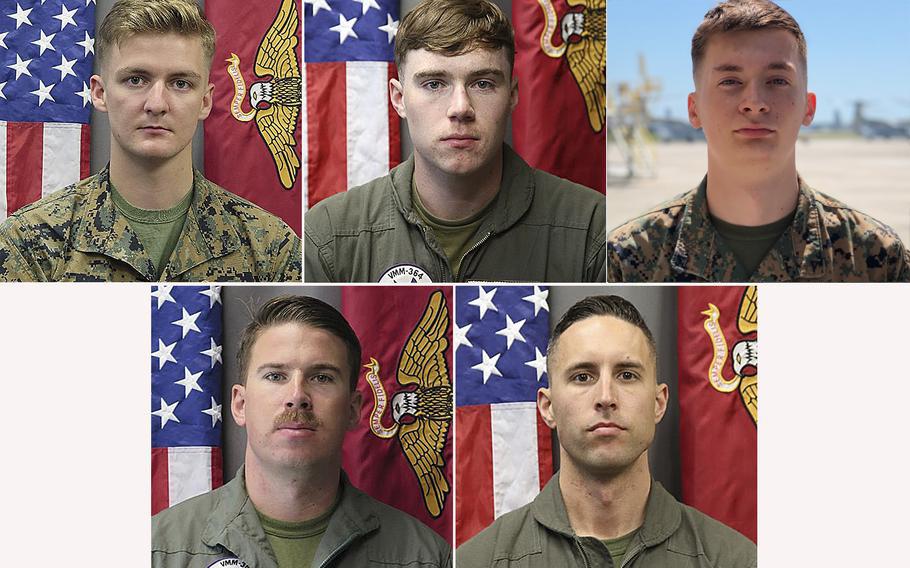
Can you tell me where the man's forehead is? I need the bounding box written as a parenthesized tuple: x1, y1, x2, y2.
(402, 46, 511, 76)
(551, 315, 654, 365)
(700, 28, 802, 70)
(106, 32, 208, 72)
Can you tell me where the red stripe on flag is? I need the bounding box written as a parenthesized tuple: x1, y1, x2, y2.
(456, 405, 494, 546)
(79, 124, 90, 178)
(536, 413, 554, 490)
(6, 123, 43, 215)
(306, 62, 347, 206)
(211, 447, 224, 489)
(151, 448, 169, 516)
(388, 62, 401, 170)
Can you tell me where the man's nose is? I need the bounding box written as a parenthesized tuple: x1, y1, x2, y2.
(447, 84, 475, 121)
(739, 83, 769, 114)
(144, 81, 169, 114)
(595, 376, 617, 410)
(285, 378, 312, 410)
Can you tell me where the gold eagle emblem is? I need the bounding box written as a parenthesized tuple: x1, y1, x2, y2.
(538, 0, 606, 132)
(364, 290, 452, 517)
(700, 286, 758, 424)
(226, 0, 302, 189)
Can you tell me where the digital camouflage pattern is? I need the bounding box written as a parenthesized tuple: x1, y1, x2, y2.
(608, 177, 910, 282)
(0, 167, 301, 282)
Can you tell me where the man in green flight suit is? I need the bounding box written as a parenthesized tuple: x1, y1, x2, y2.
(457, 295, 756, 567)
(152, 295, 450, 568)
(609, 0, 910, 282)
(0, 0, 301, 282)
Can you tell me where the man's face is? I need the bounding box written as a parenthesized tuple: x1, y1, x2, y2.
(688, 29, 816, 168)
(390, 47, 518, 178)
(538, 315, 667, 476)
(231, 323, 362, 473)
(91, 33, 213, 165)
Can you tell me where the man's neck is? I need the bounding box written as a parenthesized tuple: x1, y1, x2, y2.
(704, 156, 800, 226)
(244, 454, 341, 523)
(109, 146, 194, 210)
(412, 150, 503, 221)
(559, 453, 651, 540)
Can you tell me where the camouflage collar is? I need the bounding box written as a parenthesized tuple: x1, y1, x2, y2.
(389, 144, 534, 235)
(71, 166, 242, 280)
(671, 176, 827, 281)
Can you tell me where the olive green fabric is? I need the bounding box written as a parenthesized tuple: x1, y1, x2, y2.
(411, 183, 493, 278)
(609, 176, 910, 282)
(110, 184, 193, 279)
(601, 528, 638, 567)
(305, 145, 606, 282)
(0, 166, 302, 282)
(257, 499, 336, 568)
(152, 466, 451, 568)
(709, 208, 795, 280)
(457, 474, 755, 568)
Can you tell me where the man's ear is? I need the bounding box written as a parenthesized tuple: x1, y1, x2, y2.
(654, 382, 669, 424)
(509, 75, 519, 113)
(90, 74, 108, 113)
(389, 77, 406, 119)
(687, 92, 701, 129)
(347, 389, 362, 430)
(802, 91, 817, 127)
(231, 384, 247, 427)
(198, 82, 214, 121)
(537, 387, 557, 430)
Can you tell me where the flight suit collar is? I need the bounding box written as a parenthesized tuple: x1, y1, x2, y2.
(671, 176, 827, 281)
(71, 166, 243, 281)
(313, 472, 381, 567)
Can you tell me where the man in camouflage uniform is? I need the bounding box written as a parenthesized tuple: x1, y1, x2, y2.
(457, 296, 756, 567)
(608, 0, 910, 282)
(0, 0, 301, 282)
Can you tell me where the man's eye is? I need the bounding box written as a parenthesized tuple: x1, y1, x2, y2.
(174, 79, 191, 90)
(311, 374, 334, 384)
(264, 372, 284, 382)
(769, 78, 790, 86)
(618, 371, 638, 382)
(475, 80, 494, 90)
(573, 372, 593, 383)
(719, 78, 740, 86)
(127, 76, 145, 86)
(424, 80, 444, 90)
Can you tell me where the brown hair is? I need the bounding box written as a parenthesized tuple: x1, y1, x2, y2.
(237, 296, 362, 391)
(691, 0, 807, 78)
(395, 0, 514, 71)
(97, 0, 216, 68)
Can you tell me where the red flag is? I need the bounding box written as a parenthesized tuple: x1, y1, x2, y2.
(341, 286, 453, 545)
(205, 0, 302, 235)
(677, 286, 758, 542)
(511, 1, 606, 194)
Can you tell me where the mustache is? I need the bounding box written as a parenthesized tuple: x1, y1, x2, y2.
(273, 409, 321, 429)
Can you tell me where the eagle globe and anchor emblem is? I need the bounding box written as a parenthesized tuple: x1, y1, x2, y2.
(225, 0, 302, 190)
(363, 290, 452, 518)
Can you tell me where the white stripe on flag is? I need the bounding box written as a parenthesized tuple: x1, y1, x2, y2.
(41, 123, 83, 198)
(346, 61, 391, 188)
(491, 401, 541, 519)
(301, 61, 308, 212)
(0, 121, 7, 220)
(167, 446, 213, 507)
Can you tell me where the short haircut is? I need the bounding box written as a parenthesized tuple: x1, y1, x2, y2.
(691, 0, 807, 78)
(394, 0, 515, 72)
(237, 296, 362, 391)
(97, 0, 216, 68)
(547, 295, 657, 369)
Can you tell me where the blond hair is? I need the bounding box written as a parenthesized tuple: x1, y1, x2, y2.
(395, 0, 514, 71)
(97, 0, 216, 67)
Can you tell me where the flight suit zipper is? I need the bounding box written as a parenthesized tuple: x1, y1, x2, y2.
(456, 230, 493, 282)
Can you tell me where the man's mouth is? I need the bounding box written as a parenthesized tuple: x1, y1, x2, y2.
(441, 134, 479, 148)
(140, 126, 171, 132)
(734, 127, 775, 138)
(588, 421, 624, 432)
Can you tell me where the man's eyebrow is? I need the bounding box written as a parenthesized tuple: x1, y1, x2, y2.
(412, 70, 451, 81)
(712, 62, 795, 73)
(712, 63, 743, 73)
(253, 362, 344, 375)
(766, 61, 795, 72)
(115, 67, 202, 80)
(466, 68, 505, 80)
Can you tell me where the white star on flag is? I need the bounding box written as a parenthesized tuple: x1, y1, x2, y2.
(469, 286, 498, 318)
(52, 54, 77, 81)
(202, 397, 222, 428)
(496, 315, 527, 349)
(30, 80, 55, 106)
(329, 14, 359, 45)
(152, 397, 181, 429)
(8, 3, 32, 29)
(76, 31, 94, 56)
(472, 349, 502, 384)
(353, 0, 380, 15)
(304, 0, 331, 16)
(8, 54, 33, 79)
(378, 13, 398, 43)
(522, 286, 550, 316)
(0, 31, 8, 48)
(175, 367, 204, 398)
(0, 82, 6, 100)
(151, 285, 176, 309)
(199, 286, 222, 309)
(525, 347, 547, 382)
(201, 337, 223, 369)
(171, 308, 202, 338)
(75, 82, 91, 107)
(152, 339, 178, 370)
(31, 30, 56, 55)
(453, 321, 472, 353)
(53, 4, 78, 30)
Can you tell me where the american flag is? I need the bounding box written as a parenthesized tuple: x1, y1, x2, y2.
(303, 0, 401, 208)
(151, 284, 224, 516)
(455, 285, 554, 545)
(0, 0, 93, 221)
